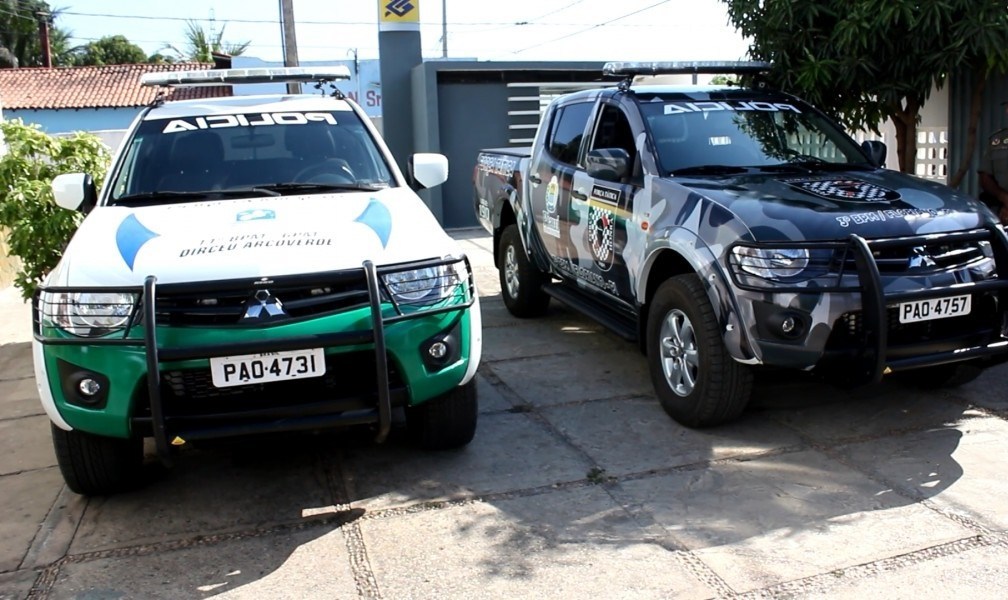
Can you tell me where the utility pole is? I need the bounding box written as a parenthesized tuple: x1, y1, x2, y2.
(279, 0, 300, 94)
(441, 0, 447, 58)
(36, 11, 52, 67)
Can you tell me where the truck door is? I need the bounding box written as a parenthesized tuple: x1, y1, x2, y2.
(527, 100, 594, 271)
(566, 102, 640, 303)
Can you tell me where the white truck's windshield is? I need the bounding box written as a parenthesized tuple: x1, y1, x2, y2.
(108, 110, 395, 203)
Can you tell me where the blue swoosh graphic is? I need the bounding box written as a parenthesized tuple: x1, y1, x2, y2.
(354, 199, 392, 247)
(115, 214, 159, 270)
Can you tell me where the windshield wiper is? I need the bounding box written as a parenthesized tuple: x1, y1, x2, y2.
(670, 165, 749, 176)
(114, 191, 214, 206)
(254, 182, 385, 194)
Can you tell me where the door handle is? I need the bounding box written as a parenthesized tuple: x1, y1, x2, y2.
(529, 174, 542, 184)
(571, 188, 588, 200)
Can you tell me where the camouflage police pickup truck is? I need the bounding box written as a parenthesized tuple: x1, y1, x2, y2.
(473, 61, 1008, 428)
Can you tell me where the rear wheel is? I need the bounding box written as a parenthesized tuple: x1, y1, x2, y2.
(499, 224, 550, 317)
(51, 424, 143, 495)
(647, 274, 753, 427)
(407, 379, 478, 450)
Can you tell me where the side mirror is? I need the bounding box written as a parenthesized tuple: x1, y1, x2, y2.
(586, 148, 630, 182)
(51, 173, 98, 214)
(408, 153, 449, 189)
(861, 140, 887, 168)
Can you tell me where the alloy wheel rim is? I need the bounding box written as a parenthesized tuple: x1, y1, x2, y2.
(504, 244, 520, 299)
(659, 308, 699, 396)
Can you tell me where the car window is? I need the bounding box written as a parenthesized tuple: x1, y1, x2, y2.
(547, 102, 593, 166)
(640, 97, 866, 174)
(108, 110, 395, 202)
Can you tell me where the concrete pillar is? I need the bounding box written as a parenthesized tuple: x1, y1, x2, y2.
(377, 0, 422, 175)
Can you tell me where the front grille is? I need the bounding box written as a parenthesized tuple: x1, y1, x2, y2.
(136, 351, 404, 420)
(154, 271, 370, 327)
(840, 238, 987, 276)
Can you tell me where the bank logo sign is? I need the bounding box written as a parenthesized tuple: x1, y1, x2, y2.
(380, 0, 420, 31)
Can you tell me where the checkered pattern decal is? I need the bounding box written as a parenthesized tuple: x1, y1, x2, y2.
(785, 178, 901, 202)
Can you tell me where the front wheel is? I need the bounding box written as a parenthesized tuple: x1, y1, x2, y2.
(51, 424, 143, 495)
(407, 379, 478, 450)
(498, 224, 550, 317)
(646, 274, 753, 427)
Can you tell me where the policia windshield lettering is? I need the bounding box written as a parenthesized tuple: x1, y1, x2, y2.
(162, 112, 338, 133)
(663, 101, 802, 115)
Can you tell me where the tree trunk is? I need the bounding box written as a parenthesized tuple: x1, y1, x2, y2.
(949, 65, 988, 189)
(891, 101, 920, 174)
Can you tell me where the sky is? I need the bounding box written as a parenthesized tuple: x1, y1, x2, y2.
(51, 0, 751, 64)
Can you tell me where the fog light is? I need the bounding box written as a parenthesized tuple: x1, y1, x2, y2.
(78, 378, 101, 397)
(781, 316, 796, 334)
(428, 341, 448, 360)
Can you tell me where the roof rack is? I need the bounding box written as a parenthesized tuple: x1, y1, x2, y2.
(603, 61, 772, 91)
(140, 66, 352, 88)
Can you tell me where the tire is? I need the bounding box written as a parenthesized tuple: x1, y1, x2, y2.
(646, 274, 753, 428)
(51, 424, 143, 495)
(407, 379, 478, 450)
(498, 224, 550, 317)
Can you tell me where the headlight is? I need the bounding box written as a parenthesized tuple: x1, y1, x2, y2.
(732, 246, 810, 280)
(44, 291, 136, 337)
(383, 263, 463, 305)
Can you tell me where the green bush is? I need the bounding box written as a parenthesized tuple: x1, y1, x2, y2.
(0, 119, 111, 299)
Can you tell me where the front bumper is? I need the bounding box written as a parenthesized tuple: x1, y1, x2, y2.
(33, 257, 479, 464)
(727, 226, 1008, 381)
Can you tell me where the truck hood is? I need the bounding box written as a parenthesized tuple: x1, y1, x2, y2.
(50, 189, 458, 287)
(671, 168, 995, 242)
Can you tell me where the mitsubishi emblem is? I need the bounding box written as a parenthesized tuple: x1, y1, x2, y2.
(242, 289, 287, 320)
(907, 247, 936, 270)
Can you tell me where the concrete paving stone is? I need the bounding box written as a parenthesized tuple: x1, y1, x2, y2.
(489, 349, 651, 407)
(795, 540, 1008, 600)
(544, 397, 804, 477)
(344, 411, 593, 512)
(0, 415, 56, 476)
(947, 362, 1008, 413)
(51, 526, 358, 600)
(482, 312, 621, 363)
(361, 486, 717, 600)
(0, 342, 33, 381)
(69, 441, 334, 554)
(838, 416, 1008, 531)
(0, 376, 43, 420)
(474, 371, 512, 413)
(618, 449, 971, 593)
(0, 287, 32, 347)
(0, 569, 39, 600)
(757, 375, 972, 442)
(0, 467, 64, 572)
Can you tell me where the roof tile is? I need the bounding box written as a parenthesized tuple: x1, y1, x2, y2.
(0, 63, 232, 110)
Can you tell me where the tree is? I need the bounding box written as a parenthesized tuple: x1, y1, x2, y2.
(722, 0, 1008, 177)
(0, 120, 111, 299)
(73, 35, 147, 66)
(166, 20, 250, 62)
(0, 0, 52, 67)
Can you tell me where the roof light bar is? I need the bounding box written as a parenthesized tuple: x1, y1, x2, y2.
(140, 66, 352, 87)
(603, 61, 772, 77)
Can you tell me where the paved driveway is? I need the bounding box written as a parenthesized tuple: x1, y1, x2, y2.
(2, 229, 1007, 599)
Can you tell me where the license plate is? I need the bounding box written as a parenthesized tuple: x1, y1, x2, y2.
(898, 295, 971, 324)
(209, 348, 326, 388)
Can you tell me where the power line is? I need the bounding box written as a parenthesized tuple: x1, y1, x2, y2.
(509, 0, 673, 55)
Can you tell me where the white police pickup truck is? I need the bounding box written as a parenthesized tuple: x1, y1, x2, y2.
(475, 61, 1008, 428)
(35, 67, 482, 495)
